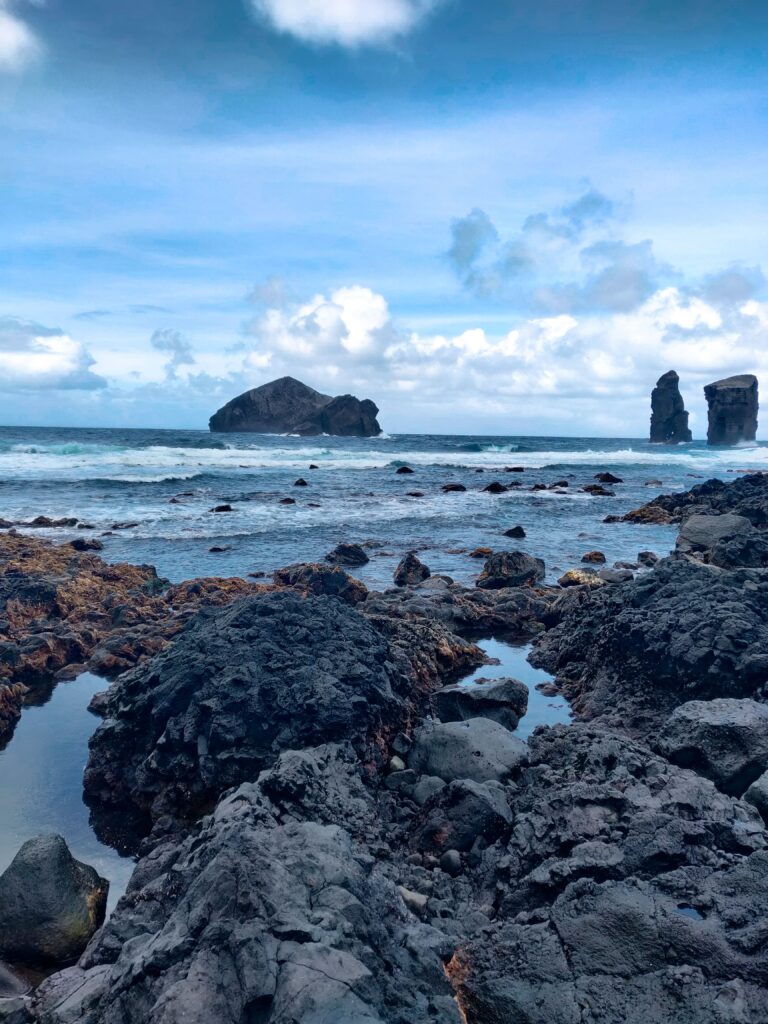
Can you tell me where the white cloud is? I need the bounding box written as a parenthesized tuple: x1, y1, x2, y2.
(248, 0, 440, 47)
(0, 1, 40, 73)
(0, 317, 106, 391)
(237, 283, 768, 429)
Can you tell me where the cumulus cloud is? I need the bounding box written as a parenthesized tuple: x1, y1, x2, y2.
(244, 284, 397, 376)
(0, 317, 106, 391)
(150, 328, 196, 380)
(236, 280, 768, 431)
(248, 0, 440, 47)
(0, 1, 41, 73)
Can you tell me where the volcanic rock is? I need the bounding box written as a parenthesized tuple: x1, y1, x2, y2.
(655, 698, 768, 795)
(393, 552, 430, 587)
(504, 526, 526, 539)
(441, 483, 467, 493)
(533, 556, 768, 738)
(395, 466, 414, 474)
(273, 562, 368, 604)
(581, 550, 606, 564)
(408, 718, 528, 784)
(209, 376, 382, 437)
(705, 373, 758, 445)
(83, 592, 414, 827)
(0, 835, 107, 965)
(476, 551, 545, 589)
(326, 542, 370, 566)
(434, 677, 528, 731)
(649, 370, 692, 444)
(417, 778, 512, 852)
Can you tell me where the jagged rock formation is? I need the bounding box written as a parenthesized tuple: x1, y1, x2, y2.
(209, 376, 382, 436)
(649, 370, 692, 443)
(705, 373, 758, 445)
(618, 472, 768, 527)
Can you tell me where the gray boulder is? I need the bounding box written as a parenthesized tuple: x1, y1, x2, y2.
(434, 677, 528, 731)
(0, 835, 107, 965)
(655, 698, 768, 795)
(408, 718, 528, 784)
(476, 551, 545, 590)
(744, 769, 768, 824)
(418, 779, 512, 852)
(705, 373, 758, 445)
(649, 370, 692, 444)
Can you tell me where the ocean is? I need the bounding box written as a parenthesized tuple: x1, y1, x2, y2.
(0, 425, 766, 586)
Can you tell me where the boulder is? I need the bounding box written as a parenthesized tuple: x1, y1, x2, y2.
(482, 482, 506, 494)
(441, 483, 467, 493)
(326, 542, 370, 567)
(594, 472, 624, 484)
(393, 553, 430, 587)
(476, 551, 545, 590)
(676, 512, 768, 569)
(744, 770, 768, 824)
(0, 836, 107, 965)
(84, 591, 413, 827)
(581, 551, 606, 564)
(649, 370, 692, 444)
(705, 374, 758, 445)
(408, 718, 528, 784)
(504, 526, 526, 539)
(655, 698, 768, 795)
(434, 677, 528, 731)
(272, 562, 368, 604)
(418, 779, 513, 852)
(558, 569, 606, 589)
(597, 568, 634, 584)
(209, 376, 382, 437)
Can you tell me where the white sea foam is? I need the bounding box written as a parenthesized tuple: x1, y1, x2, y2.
(0, 438, 766, 482)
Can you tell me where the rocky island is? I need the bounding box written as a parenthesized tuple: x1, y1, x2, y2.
(209, 376, 382, 436)
(649, 369, 692, 443)
(705, 373, 759, 445)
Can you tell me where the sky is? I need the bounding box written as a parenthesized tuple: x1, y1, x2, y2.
(0, 0, 767, 436)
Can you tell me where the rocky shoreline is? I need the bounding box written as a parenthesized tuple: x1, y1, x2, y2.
(1, 475, 768, 1022)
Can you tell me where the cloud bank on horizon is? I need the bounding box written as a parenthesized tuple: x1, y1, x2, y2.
(0, 0, 766, 434)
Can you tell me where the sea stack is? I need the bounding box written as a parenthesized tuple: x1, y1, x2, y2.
(649, 370, 692, 444)
(210, 376, 381, 436)
(704, 374, 758, 446)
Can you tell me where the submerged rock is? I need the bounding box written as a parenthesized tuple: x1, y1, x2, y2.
(649, 369, 692, 444)
(0, 835, 107, 965)
(209, 376, 382, 436)
(705, 373, 758, 445)
(326, 542, 370, 566)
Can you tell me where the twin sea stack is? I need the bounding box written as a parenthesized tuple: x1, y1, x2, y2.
(209, 376, 382, 437)
(649, 369, 760, 447)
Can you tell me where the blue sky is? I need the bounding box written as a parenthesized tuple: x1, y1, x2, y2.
(0, 0, 767, 435)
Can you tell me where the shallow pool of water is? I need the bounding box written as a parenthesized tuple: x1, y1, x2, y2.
(459, 637, 571, 739)
(0, 673, 134, 914)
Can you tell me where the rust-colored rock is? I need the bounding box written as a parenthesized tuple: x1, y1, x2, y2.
(0, 532, 269, 741)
